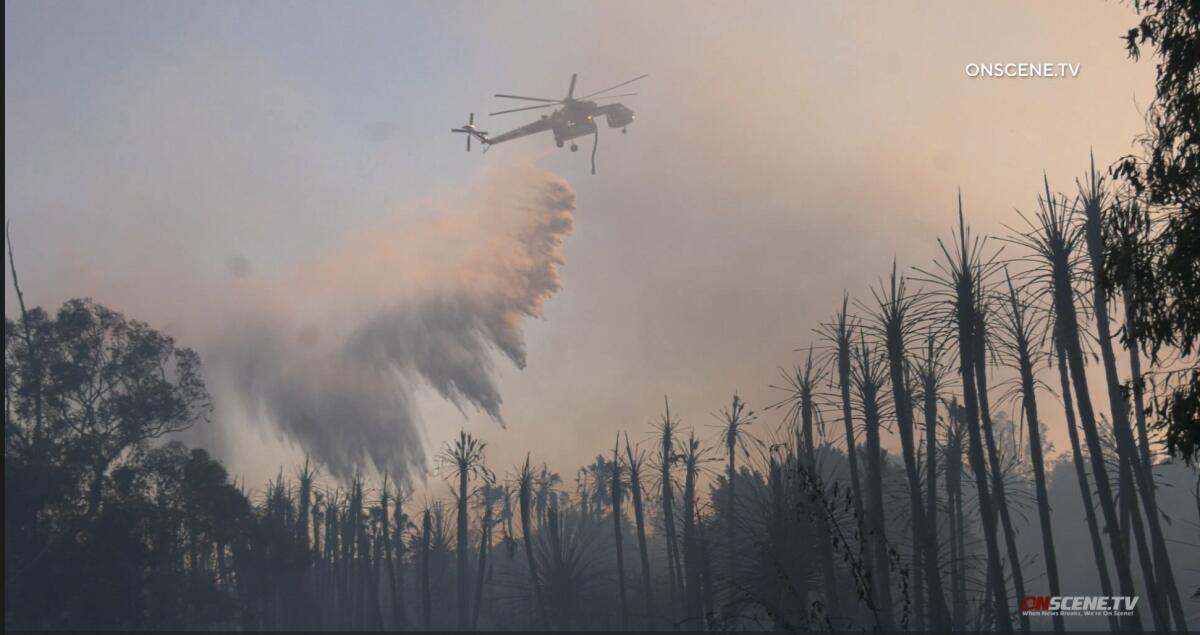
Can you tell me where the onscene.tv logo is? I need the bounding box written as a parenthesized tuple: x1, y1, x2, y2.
(1021, 596, 1138, 617)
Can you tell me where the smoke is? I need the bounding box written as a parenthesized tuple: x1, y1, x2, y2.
(210, 162, 575, 481)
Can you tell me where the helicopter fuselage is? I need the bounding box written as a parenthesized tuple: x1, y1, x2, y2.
(549, 101, 635, 147)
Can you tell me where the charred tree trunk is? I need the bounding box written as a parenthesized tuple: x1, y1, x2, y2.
(457, 468, 470, 630)
(472, 494, 492, 630)
(1056, 341, 1120, 632)
(856, 345, 897, 630)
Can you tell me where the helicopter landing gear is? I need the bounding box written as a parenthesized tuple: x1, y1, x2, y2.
(622, 127, 627, 134)
(570, 143, 579, 152)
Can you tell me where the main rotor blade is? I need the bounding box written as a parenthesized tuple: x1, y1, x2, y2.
(593, 92, 638, 100)
(567, 73, 577, 99)
(489, 102, 559, 116)
(494, 94, 560, 103)
(578, 73, 648, 100)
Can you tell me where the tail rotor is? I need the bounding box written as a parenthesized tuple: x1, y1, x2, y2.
(450, 112, 488, 151)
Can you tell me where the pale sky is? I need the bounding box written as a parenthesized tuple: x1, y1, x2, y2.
(5, 1, 1157, 490)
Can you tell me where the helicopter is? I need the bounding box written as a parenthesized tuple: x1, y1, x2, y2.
(451, 72, 647, 174)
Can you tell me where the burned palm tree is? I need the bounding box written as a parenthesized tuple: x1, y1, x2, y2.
(913, 328, 952, 622)
(653, 397, 685, 622)
(866, 263, 953, 631)
(818, 294, 867, 523)
(515, 454, 546, 626)
(916, 195, 1012, 632)
(768, 347, 841, 623)
(715, 392, 756, 616)
(623, 433, 656, 626)
(678, 430, 716, 629)
(610, 435, 630, 629)
(378, 475, 402, 629)
(996, 268, 1064, 633)
(472, 478, 499, 629)
(437, 429, 490, 630)
(1079, 159, 1188, 631)
(972, 302, 1030, 633)
(420, 507, 432, 630)
(849, 333, 897, 630)
(942, 397, 969, 631)
(1053, 336, 1119, 632)
(1005, 178, 1143, 631)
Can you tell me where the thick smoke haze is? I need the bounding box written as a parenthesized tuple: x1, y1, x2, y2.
(5, 1, 1158, 483)
(211, 163, 574, 480)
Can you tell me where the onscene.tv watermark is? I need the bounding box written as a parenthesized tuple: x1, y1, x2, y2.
(965, 62, 1081, 78)
(1021, 596, 1139, 618)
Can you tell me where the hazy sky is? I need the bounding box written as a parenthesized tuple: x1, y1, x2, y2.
(5, 1, 1157, 490)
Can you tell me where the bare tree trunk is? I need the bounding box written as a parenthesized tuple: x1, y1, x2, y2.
(1055, 278, 1142, 632)
(472, 495, 492, 630)
(1056, 342, 1120, 632)
(921, 338, 943, 632)
(681, 435, 704, 630)
(943, 409, 967, 632)
(697, 507, 716, 627)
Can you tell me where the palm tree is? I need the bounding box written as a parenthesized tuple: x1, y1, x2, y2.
(717, 392, 755, 614)
(1006, 179, 1140, 631)
(913, 329, 950, 620)
(917, 197, 1012, 632)
(972, 304, 1030, 633)
(654, 397, 684, 621)
(624, 433, 655, 626)
(1078, 159, 1188, 631)
(679, 431, 709, 629)
(850, 334, 896, 630)
(437, 430, 489, 630)
(1054, 337, 1119, 633)
(769, 347, 841, 622)
(943, 398, 969, 631)
(818, 294, 866, 522)
(998, 269, 1064, 633)
(610, 435, 629, 629)
(378, 475, 401, 629)
(420, 507, 432, 630)
(516, 454, 546, 626)
(870, 265, 952, 631)
(472, 480, 498, 629)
